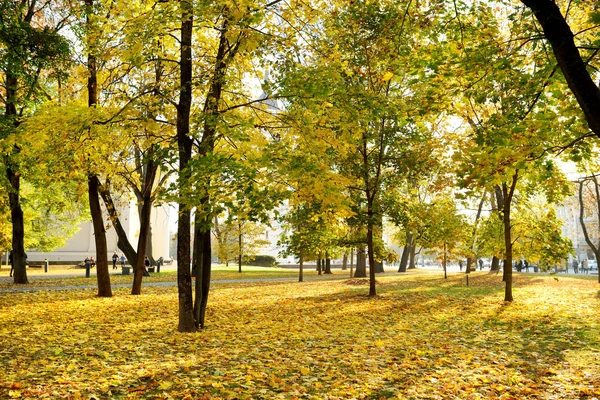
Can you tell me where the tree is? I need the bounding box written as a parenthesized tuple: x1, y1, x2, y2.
(577, 173, 600, 283)
(0, 0, 71, 284)
(451, 2, 576, 300)
(520, 0, 600, 138)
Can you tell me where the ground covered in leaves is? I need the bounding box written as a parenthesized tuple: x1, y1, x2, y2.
(1, 270, 599, 399)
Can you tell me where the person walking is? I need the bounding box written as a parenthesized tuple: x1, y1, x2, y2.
(120, 254, 126, 268)
(112, 252, 118, 270)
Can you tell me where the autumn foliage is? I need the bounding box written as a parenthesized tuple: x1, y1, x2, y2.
(1, 270, 599, 399)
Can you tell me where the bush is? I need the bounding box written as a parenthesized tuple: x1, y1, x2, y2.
(242, 255, 277, 267)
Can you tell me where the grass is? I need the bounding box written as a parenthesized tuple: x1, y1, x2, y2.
(1, 270, 599, 399)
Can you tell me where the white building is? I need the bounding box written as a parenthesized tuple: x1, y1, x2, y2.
(27, 201, 172, 263)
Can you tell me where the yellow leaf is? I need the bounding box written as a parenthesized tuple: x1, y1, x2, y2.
(158, 381, 173, 390)
(382, 71, 394, 81)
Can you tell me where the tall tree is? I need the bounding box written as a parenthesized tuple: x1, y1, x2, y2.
(520, 0, 600, 138)
(0, 0, 71, 284)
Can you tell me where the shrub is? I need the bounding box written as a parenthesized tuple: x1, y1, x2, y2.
(242, 255, 277, 267)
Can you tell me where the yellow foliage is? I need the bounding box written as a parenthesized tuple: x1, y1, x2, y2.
(0, 271, 599, 398)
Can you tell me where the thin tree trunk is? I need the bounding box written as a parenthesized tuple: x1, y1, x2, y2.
(367, 221, 376, 296)
(578, 178, 600, 284)
(490, 187, 504, 273)
(466, 194, 486, 273)
(7, 165, 27, 284)
(192, 9, 234, 329)
(88, 175, 112, 297)
(299, 249, 304, 282)
(132, 159, 158, 295)
(342, 252, 348, 270)
(86, 0, 111, 297)
(238, 227, 242, 273)
(501, 173, 519, 302)
(176, 0, 196, 332)
(317, 253, 322, 275)
(443, 241, 447, 279)
(398, 232, 412, 273)
(408, 244, 416, 269)
(98, 184, 137, 268)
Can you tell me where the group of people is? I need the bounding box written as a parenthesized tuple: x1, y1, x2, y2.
(112, 252, 127, 270)
(571, 258, 591, 274)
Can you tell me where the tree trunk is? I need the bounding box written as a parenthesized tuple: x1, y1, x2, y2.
(521, 0, 600, 138)
(299, 249, 304, 282)
(367, 221, 377, 296)
(5, 65, 27, 284)
(132, 159, 158, 295)
(193, 213, 212, 329)
(443, 241, 447, 279)
(192, 10, 234, 328)
(467, 194, 486, 274)
(342, 252, 348, 270)
(317, 253, 322, 275)
(398, 232, 412, 273)
(490, 256, 501, 272)
(88, 175, 112, 297)
(350, 248, 354, 277)
(7, 166, 27, 284)
(408, 244, 416, 269)
(176, 0, 196, 332)
(324, 252, 332, 274)
(501, 173, 519, 302)
(86, 0, 111, 297)
(577, 178, 600, 284)
(490, 186, 504, 273)
(238, 224, 242, 273)
(354, 247, 367, 278)
(98, 184, 137, 269)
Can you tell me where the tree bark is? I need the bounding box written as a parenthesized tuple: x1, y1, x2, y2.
(367, 220, 377, 296)
(350, 248, 354, 277)
(98, 184, 138, 269)
(342, 252, 348, 270)
(490, 187, 504, 273)
(317, 253, 322, 275)
(5, 52, 27, 284)
(299, 249, 304, 282)
(408, 244, 416, 269)
(466, 194, 486, 273)
(324, 252, 332, 274)
(193, 215, 212, 328)
(398, 233, 412, 273)
(7, 165, 27, 284)
(501, 172, 519, 302)
(176, 0, 196, 332)
(578, 178, 600, 283)
(88, 175, 112, 297)
(520, 0, 600, 138)
(237, 219, 243, 273)
(192, 9, 235, 329)
(132, 158, 158, 295)
(354, 247, 367, 278)
(86, 0, 111, 297)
